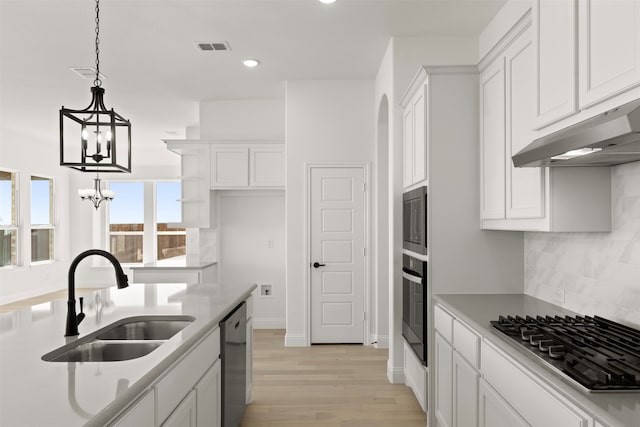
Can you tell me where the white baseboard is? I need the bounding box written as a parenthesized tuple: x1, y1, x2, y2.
(387, 360, 405, 384)
(252, 317, 286, 329)
(284, 333, 308, 347)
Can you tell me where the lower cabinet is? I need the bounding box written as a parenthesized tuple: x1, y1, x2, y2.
(434, 332, 453, 427)
(195, 361, 222, 427)
(163, 390, 197, 427)
(453, 352, 479, 427)
(110, 389, 155, 427)
(246, 316, 254, 404)
(478, 379, 529, 427)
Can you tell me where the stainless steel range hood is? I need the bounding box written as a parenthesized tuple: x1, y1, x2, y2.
(512, 98, 640, 167)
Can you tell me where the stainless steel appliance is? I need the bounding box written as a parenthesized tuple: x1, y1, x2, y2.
(403, 186, 427, 255)
(402, 253, 427, 365)
(513, 97, 640, 167)
(491, 314, 640, 392)
(220, 302, 247, 427)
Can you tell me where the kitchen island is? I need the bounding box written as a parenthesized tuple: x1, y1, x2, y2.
(0, 281, 255, 426)
(434, 294, 640, 427)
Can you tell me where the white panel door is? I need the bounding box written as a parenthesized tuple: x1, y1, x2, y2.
(195, 360, 221, 427)
(403, 106, 414, 188)
(435, 332, 453, 427)
(453, 352, 480, 427)
(162, 390, 197, 427)
(110, 389, 155, 427)
(310, 167, 365, 344)
(579, 0, 640, 107)
(412, 88, 427, 185)
(479, 379, 530, 427)
(533, 0, 578, 129)
(505, 27, 545, 220)
(480, 58, 506, 220)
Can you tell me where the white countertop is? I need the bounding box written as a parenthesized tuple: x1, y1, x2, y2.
(435, 294, 640, 427)
(0, 281, 256, 427)
(129, 257, 218, 270)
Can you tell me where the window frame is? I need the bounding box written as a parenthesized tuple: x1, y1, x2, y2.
(106, 181, 146, 266)
(0, 169, 19, 268)
(29, 174, 55, 265)
(154, 181, 186, 263)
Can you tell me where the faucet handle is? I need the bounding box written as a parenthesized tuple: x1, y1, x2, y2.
(77, 297, 85, 325)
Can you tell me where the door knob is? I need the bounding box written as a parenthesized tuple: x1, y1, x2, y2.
(312, 262, 326, 268)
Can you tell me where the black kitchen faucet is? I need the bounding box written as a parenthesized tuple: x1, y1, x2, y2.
(65, 249, 129, 336)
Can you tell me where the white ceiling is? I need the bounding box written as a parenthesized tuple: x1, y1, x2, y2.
(0, 0, 505, 156)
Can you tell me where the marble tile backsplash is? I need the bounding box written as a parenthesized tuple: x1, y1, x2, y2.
(525, 161, 640, 328)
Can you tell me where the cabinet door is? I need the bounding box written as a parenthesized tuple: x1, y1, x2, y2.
(533, 0, 578, 128)
(480, 58, 506, 220)
(435, 332, 453, 427)
(246, 316, 254, 404)
(196, 359, 222, 427)
(479, 379, 530, 427)
(403, 105, 414, 188)
(110, 389, 155, 427)
(505, 27, 545, 220)
(162, 390, 197, 427)
(210, 148, 249, 188)
(579, 0, 640, 107)
(411, 87, 427, 185)
(249, 147, 285, 187)
(452, 352, 479, 427)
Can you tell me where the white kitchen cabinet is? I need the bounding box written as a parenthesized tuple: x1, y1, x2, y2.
(196, 360, 222, 427)
(453, 352, 479, 427)
(434, 332, 453, 427)
(578, 0, 640, 108)
(210, 147, 249, 188)
(110, 389, 155, 427)
(249, 147, 285, 187)
(162, 390, 197, 427)
(210, 144, 285, 189)
(479, 15, 611, 232)
(403, 340, 427, 412)
(246, 315, 254, 404)
(479, 379, 530, 427)
(532, 0, 578, 129)
(401, 74, 427, 189)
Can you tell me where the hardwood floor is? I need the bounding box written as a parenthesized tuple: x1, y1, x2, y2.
(241, 330, 427, 427)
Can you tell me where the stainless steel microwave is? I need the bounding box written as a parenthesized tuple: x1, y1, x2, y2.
(403, 186, 427, 255)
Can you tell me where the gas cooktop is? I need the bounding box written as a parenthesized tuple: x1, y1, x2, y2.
(491, 314, 640, 392)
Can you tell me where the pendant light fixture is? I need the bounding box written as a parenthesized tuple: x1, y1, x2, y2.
(78, 174, 115, 210)
(59, 0, 132, 175)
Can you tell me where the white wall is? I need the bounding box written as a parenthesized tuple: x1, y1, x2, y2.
(285, 79, 374, 346)
(374, 36, 480, 382)
(0, 128, 71, 304)
(526, 162, 640, 328)
(219, 191, 285, 328)
(199, 99, 285, 140)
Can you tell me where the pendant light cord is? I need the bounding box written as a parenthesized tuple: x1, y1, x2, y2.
(94, 0, 101, 87)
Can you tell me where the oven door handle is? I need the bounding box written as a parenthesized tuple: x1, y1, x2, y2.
(402, 271, 423, 284)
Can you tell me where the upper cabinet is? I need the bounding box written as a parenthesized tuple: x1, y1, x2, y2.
(479, 10, 611, 232)
(534, 0, 640, 128)
(401, 79, 428, 189)
(533, 0, 578, 129)
(210, 144, 284, 189)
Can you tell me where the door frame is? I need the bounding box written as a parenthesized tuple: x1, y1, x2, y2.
(305, 163, 371, 346)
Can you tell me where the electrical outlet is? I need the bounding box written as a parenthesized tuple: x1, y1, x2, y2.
(260, 284, 272, 297)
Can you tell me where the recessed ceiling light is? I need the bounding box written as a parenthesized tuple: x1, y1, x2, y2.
(318, 0, 336, 3)
(242, 59, 260, 68)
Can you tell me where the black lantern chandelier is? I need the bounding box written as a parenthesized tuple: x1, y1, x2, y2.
(59, 0, 131, 175)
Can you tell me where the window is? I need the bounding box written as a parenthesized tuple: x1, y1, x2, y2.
(109, 182, 144, 264)
(0, 170, 18, 267)
(31, 175, 54, 263)
(156, 182, 186, 261)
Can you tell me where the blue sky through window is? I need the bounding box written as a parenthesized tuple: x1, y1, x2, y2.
(31, 178, 51, 225)
(0, 180, 11, 225)
(109, 182, 144, 224)
(156, 182, 181, 223)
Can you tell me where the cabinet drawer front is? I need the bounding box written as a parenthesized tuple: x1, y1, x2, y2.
(482, 340, 589, 427)
(156, 328, 220, 424)
(434, 305, 454, 342)
(453, 319, 480, 368)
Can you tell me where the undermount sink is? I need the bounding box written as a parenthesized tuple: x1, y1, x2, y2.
(42, 315, 195, 362)
(97, 318, 194, 341)
(43, 341, 162, 362)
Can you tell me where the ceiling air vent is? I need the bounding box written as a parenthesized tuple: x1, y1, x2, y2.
(70, 67, 106, 80)
(195, 41, 231, 51)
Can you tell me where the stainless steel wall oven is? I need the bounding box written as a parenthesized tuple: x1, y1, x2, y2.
(402, 253, 427, 365)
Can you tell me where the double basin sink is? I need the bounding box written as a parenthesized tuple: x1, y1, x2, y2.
(42, 316, 195, 363)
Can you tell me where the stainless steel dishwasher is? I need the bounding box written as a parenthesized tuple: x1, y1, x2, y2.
(220, 302, 247, 427)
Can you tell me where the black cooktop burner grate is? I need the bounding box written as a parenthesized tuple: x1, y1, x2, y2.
(490, 315, 640, 392)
